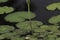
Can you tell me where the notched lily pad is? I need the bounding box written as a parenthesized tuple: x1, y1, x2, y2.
(48, 15, 60, 24)
(0, 0, 8, 3)
(16, 21, 43, 30)
(46, 3, 60, 10)
(0, 25, 14, 33)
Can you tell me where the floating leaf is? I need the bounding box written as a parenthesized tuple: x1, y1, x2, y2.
(12, 29, 29, 36)
(16, 21, 43, 30)
(29, 36, 37, 40)
(34, 25, 48, 32)
(56, 3, 60, 10)
(0, 6, 14, 14)
(0, 25, 14, 33)
(34, 25, 59, 32)
(48, 25, 59, 32)
(0, 34, 5, 39)
(3, 6, 14, 13)
(5, 14, 25, 22)
(48, 34, 57, 40)
(0, 29, 26, 39)
(11, 36, 24, 40)
(48, 15, 60, 24)
(46, 3, 60, 10)
(56, 38, 60, 40)
(0, 0, 8, 3)
(0, 7, 4, 14)
(1, 32, 14, 39)
(9, 12, 35, 19)
(5, 12, 36, 22)
(25, 35, 37, 40)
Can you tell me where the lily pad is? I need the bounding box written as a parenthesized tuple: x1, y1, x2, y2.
(11, 36, 24, 40)
(9, 12, 36, 19)
(48, 25, 59, 32)
(57, 3, 60, 10)
(48, 34, 57, 40)
(46, 3, 60, 10)
(56, 38, 60, 40)
(16, 21, 43, 30)
(34, 25, 49, 32)
(0, 25, 14, 33)
(29, 36, 37, 40)
(25, 35, 37, 40)
(0, 34, 5, 39)
(0, 6, 14, 14)
(12, 29, 29, 36)
(5, 12, 36, 22)
(3, 6, 14, 13)
(0, 7, 4, 14)
(48, 15, 60, 24)
(34, 25, 59, 32)
(5, 14, 25, 22)
(0, 0, 8, 3)
(0, 32, 14, 39)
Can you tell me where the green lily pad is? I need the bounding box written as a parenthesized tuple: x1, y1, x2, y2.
(25, 35, 37, 40)
(16, 21, 43, 30)
(0, 25, 14, 33)
(0, 0, 8, 3)
(9, 12, 36, 19)
(56, 38, 60, 40)
(46, 3, 60, 10)
(34, 25, 49, 32)
(34, 25, 59, 32)
(48, 34, 57, 40)
(48, 25, 59, 32)
(5, 14, 25, 22)
(12, 29, 29, 36)
(0, 6, 14, 14)
(11, 36, 24, 40)
(1, 32, 14, 39)
(5, 12, 36, 22)
(57, 3, 60, 10)
(48, 15, 60, 24)
(0, 7, 4, 14)
(0, 34, 5, 39)
(29, 36, 37, 40)
(3, 6, 14, 13)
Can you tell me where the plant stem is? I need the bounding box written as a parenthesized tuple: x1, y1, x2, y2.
(26, 0, 33, 31)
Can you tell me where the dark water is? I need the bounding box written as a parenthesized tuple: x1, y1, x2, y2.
(0, 0, 60, 26)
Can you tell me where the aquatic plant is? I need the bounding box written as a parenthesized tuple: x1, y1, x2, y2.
(46, 2, 60, 10)
(0, 6, 14, 14)
(5, 12, 36, 22)
(0, 0, 60, 40)
(0, 0, 8, 3)
(48, 15, 60, 24)
(0, 25, 14, 33)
